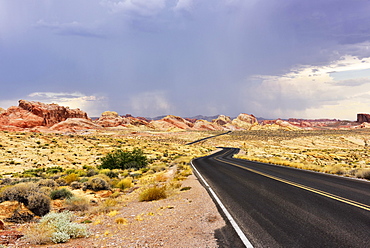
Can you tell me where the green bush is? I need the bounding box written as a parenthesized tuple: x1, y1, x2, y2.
(99, 148, 148, 170)
(50, 188, 73, 200)
(0, 183, 51, 216)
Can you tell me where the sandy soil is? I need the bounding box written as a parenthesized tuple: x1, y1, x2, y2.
(14, 174, 227, 248)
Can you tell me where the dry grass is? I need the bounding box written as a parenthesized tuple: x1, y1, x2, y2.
(116, 177, 133, 190)
(22, 223, 54, 245)
(139, 186, 167, 202)
(355, 168, 370, 179)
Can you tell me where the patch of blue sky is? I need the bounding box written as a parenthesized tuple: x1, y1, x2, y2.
(330, 68, 370, 81)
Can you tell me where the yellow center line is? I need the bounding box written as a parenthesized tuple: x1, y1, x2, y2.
(214, 157, 370, 212)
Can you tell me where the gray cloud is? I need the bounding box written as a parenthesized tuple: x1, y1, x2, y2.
(1, 0, 370, 119)
(36, 20, 104, 38)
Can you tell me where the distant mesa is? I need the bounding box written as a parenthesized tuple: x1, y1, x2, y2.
(357, 113, 370, 123)
(0, 100, 368, 133)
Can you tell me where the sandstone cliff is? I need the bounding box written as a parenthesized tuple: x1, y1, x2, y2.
(0, 100, 90, 131)
(357, 113, 370, 123)
(18, 100, 89, 126)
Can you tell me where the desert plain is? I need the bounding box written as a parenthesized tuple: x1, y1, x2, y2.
(0, 100, 369, 247)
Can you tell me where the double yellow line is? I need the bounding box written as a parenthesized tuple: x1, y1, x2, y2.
(214, 156, 370, 212)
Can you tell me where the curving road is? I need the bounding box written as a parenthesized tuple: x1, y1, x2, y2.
(192, 148, 370, 248)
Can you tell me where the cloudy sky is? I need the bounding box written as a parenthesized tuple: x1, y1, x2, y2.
(1, 0, 370, 120)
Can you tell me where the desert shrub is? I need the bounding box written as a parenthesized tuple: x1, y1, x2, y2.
(322, 164, 346, 175)
(139, 186, 167, 202)
(86, 169, 98, 177)
(63, 173, 79, 185)
(27, 193, 51, 217)
(25, 211, 89, 244)
(105, 170, 119, 178)
(115, 217, 127, 225)
(55, 178, 67, 186)
(180, 186, 191, 191)
(46, 166, 64, 175)
(37, 179, 58, 188)
(155, 173, 168, 182)
(355, 168, 370, 179)
(150, 164, 167, 172)
(84, 176, 110, 191)
(70, 181, 81, 190)
(110, 191, 121, 198)
(98, 198, 118, 213)
(50, 188, 73, 200)
(65, 196, 90, 211)
(116, 177, 133, 190)
(0, 183, 51, 216)
(51, 232, 70, 243)
(99, 148, 148, 170)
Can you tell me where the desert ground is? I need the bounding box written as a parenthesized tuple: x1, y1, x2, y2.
(0, 128, 369, 247)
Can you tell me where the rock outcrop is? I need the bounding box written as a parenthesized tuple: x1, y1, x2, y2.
(357, 113, 370, 123)
(212, 115, 232, 126)
(18, 100, 89, 126)
(0, 100, 90, 131)
(193, 120, 224, 131)
(149, 115, 194, 131)
(50, 118, 102, 132)
(95, 111, 124, 127)
(231, 113, 258, 130)
(0, 106, 44, 128)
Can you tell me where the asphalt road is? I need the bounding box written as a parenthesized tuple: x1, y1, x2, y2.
(192, 148, 370, 248)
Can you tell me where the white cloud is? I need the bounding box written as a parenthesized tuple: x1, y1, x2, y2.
(129, 91, 175, 117)
(245, 55, 370, 120)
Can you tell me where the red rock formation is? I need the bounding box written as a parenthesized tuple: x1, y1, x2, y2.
(185, 118, 198, 124)
(212, 115, 232, 126)
(0, 106, 44, 128)
(149, 115, 194, 130)
(50, 118, 102, 132)
(0, 100, 90, 131)
(357, 113, 370, 123)
(18, 100, 89, 126)
(231, 113, 258, 129)
(122, 116, 149, 126)
(162, 115, 194, 130)
(95, 111, 123, 127)
(193, 120, 224, 131)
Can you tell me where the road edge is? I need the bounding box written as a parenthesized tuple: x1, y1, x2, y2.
(190, 159, 254, 248)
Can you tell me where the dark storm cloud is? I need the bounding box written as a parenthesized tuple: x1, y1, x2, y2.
(1, 0, 370, 119)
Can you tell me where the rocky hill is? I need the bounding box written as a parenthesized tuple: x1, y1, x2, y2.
(0, 100, 368, 133)
(0, 100, 91, 132)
